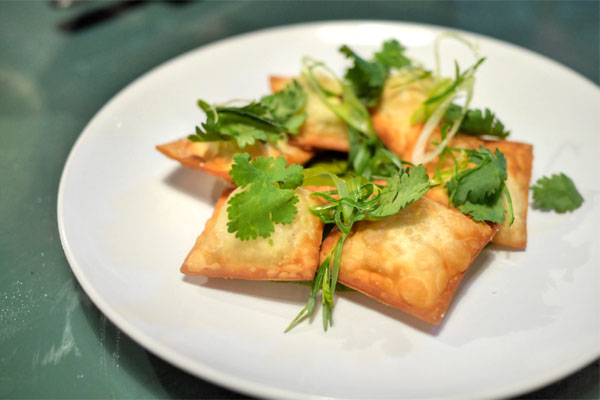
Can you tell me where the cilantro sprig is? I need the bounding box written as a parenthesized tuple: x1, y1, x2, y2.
(286, 165, 430, 331)
(531, 173, 584, 213)
(444, 104, 510, 139)
(227, 153, 304, 240)
(340, 39, 412, 107)
(443, 146, 514, 224)
(189, 80, 307, 148)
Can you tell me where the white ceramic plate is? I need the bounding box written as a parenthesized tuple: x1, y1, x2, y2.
(58, 21, 600, 399)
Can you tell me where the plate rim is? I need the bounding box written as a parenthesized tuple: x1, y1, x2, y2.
(57, 19, 600, 400)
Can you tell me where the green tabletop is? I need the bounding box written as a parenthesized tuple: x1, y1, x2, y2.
(1, 1, 598, 398)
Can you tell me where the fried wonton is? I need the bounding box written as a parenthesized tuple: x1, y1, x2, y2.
(371, 71, 434, 157)
(181, 187, 324, 280)
(320, 197, 497, 324)
(270, 76, 349, 152)
(416, 134, 533, 249)
(371, 75, 533, 248)
(156, 138, 314, 183)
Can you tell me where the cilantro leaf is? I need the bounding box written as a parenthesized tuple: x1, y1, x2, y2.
(446, 147, 507, 204)
(444, 146, 512, 223)
(211, 105, 281, 147)
(374, 39, 411, 70)
(189, 100, 234, 142)
(458, 189, 506, 224)
(340, 39, 412, 107)
(531, 173, 584, 213)
(227, 153, 304, 240)
(370, 165, 430, 218)
(189, 81, 307, 148)
(260, 79, 307, 133)
(346, 125, 408, 180)
(445, 104, 510, 139)
(341, 45, 387, 108)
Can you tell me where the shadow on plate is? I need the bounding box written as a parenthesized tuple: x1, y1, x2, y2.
(331, 245, 499, 337)
(339, 289, 442, 336)
(163, 166, 230, 205)
(180, 246, 500, 337)
(183, 275, 310, 305)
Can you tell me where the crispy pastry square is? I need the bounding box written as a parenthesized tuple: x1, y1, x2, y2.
(181, 187, 324, 281)
(371, 71, 434, 158)
(421, 134, 533, 249)
(157, 138, 314, 183)
(371, 82, 534, 249)
(270, 76, 349, 152)
(320, 197, 496, 324)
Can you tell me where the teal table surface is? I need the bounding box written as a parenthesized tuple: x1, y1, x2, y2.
(1, 1, 598, 398)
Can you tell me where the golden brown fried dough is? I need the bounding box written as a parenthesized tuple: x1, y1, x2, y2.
(157, 138, 314, 183)
(270, 76, 349, 152)
(420, 134, 533, 249)
(371, 71, 434, 158)
(371, 77, 533, 248)
(181, 187, 324, 281)
(490, 140, 533, 248)
(320, 197, 497, 324)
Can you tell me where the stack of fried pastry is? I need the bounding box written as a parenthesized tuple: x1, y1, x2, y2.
(157, 73, 533, 324)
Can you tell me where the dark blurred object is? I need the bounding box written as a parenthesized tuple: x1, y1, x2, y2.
(56, 0, 191, 33)
(58, 0, 147, 32)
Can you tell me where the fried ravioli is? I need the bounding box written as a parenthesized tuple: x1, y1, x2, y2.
(371, 71, 434, 157)
(320, 197, 496, 324)
(270, 76, 349, 152)
(420, 134, 533, 249)
(370, 72, 533, 248)
(181, 187, 324, 281)
(157, 138, 314, 183)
